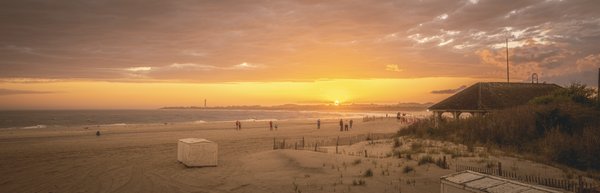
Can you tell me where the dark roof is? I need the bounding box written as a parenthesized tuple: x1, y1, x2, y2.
(429, 82, 562, 111)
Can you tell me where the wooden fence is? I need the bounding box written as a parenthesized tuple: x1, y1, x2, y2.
(456, 164, 599, 193)
(273, 133, 395, 153)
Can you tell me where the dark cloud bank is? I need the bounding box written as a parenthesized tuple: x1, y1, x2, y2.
(0, 0, 599, 84)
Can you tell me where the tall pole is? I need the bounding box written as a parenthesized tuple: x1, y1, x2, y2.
(204, 99, 207, 108)
(506, 38, 510, 83)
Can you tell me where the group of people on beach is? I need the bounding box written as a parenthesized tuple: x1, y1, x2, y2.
(234, 120, 242, 130)
(269, 121, 278, 131)
(339, 119, 353, 132)
(396, 112, 415, 124)
(314, 118, 354, 131)
(234, 118, 359, 131)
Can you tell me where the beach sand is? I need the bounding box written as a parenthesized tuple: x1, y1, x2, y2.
(0, 118, 578, 193)
(0, 118, 436, 193)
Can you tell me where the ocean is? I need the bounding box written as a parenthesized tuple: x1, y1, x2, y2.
(0, 109, 403, 129)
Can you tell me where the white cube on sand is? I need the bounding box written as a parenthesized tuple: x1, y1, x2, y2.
(177, 138, 218, 167)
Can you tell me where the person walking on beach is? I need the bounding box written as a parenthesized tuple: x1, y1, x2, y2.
(235, 121, 239, 130)
(317, 119, 321, 129)
(349, 119, 353, 129)
(269, 121, 273, 131)
(238, 121, 242, 130)
(344, 124, 349, 131)
(339, 119, 344, 132)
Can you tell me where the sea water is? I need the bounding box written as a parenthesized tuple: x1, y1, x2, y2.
(0, 109, 401, 129)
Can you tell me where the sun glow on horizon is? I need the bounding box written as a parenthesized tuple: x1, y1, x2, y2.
(334, 100, 340, 106)
(0, 77, 495, 109)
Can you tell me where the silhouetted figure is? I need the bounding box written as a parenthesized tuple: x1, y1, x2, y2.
(274, 122, 278, 130)
(339, 119, 344, 131)
(235, 121, 239, 130)
(317, 119, 321, 129)
(349, 119, 353, 129)
(96, 131, 101, 136)
(238, 121, 242, 130)
(344, 124, 349, 131)
(397, 112, 401, 120)
(269, 121, 273, 131)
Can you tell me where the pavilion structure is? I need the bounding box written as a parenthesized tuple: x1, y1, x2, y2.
(428, 82, 562, 126)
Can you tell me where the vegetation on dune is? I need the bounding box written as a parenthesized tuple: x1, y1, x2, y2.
(402, 165, 415, 173)
(398, 83, 600, 170)
(363, 168, 373, 177)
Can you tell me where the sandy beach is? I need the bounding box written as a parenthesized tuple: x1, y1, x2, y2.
(1, 116, 590, 193)
(0, 118, 428, 193)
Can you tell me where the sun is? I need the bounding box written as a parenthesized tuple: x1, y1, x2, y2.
(334, 100, 340, 106)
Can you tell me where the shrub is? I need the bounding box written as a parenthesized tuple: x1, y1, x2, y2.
(531, 82, 598, 106)
(411, 142, 423, 152)
(364, 168, 373, 177)
(417, 155, 434, 166)
(436, 157, 449, 169)
(393, 137, 403, 147)
(352, 179, 366, 186)
(402, 165, 414, 173)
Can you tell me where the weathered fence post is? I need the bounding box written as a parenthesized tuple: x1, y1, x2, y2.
(443, 156, 447, 169)
(498, 162, 502, 177)
(336, 136, 339, 154)
(578, 176, 583, 193)
(364, 150, 368, 158)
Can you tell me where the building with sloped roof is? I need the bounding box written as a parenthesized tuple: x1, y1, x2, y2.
(428, 82, 561, 123)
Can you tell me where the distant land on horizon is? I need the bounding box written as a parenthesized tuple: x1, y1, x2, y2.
(160, 102, 434, 112)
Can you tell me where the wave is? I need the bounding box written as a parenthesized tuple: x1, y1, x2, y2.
(102, 123, 127, 127)
(21, 125, 48, 129)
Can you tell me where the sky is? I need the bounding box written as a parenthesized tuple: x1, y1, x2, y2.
(0, 0, 599, 109)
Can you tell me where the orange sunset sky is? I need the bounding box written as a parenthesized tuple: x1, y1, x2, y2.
(1, 0, 599, 109)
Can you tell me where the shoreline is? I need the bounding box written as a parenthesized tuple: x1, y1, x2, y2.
(0, 109, 426, 130)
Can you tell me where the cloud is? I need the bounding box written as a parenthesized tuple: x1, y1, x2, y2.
(168, 63, 219, 70)
(0, 88, 59, 95)
(231, 62, 262, 70)
(576, 53, 600, 72)
(180, 50, 207, 57)
(430, 85, 467, 94)
(436, 13, 449, 20)
(0, 0, 598, 83)
(385, 64, 403, 72)
(125, 67, 153, 72)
